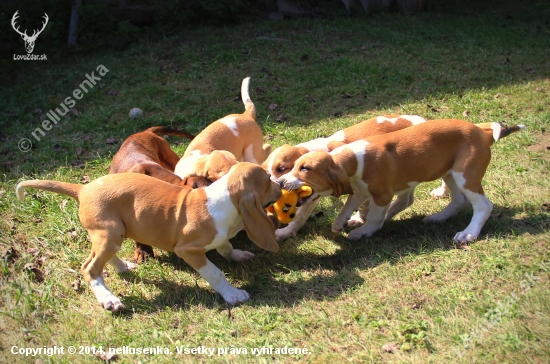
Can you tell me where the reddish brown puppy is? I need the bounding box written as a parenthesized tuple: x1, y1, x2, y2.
(278, 119, 525, 243)
(110, 126, 210, 263)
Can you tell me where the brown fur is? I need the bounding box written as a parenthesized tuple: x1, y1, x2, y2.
(110, 126, 211, 263)
(16, 163, 281, 304)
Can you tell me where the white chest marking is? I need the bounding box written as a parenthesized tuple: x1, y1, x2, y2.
(203, 170, 242, 250)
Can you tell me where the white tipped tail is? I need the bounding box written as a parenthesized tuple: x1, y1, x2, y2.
(15, 180, 82, 202)
(240, 77, 256, 118)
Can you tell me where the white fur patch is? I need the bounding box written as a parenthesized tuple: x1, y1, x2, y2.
(376, 115, 426, 125)
(174, 153, 205, 178)
(243, 144, 257, 163)
(219, 117, 240, 137)
(296, 138, 331, 152)
(203, 169, 242, 250)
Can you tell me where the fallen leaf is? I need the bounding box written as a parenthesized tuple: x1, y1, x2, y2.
(82, 134, 90, 141)
(34, 108, 43, 115)
(76, 147, 83, 156)
(67, 228, 77, 238)
(105, 137, 117, 145)
(276, 115, 287, 122)
(107, 89, 118, 96)
(306, 95, 316, 103)
(23, 263, 44, 282)
(60, 200, 68, 209)
(269, 103, 278, 110)
(463, 110, 470, 117)
(342, 92, 352, 99)
(271, 86, 279, 92)
(72, 279, 81, 291)
(69, 108, 79, 116)
(427, 104, 440, 112)
(360, 79, 366, 84)
(382, 343, 398, 353)
(80, 175, 91, 183)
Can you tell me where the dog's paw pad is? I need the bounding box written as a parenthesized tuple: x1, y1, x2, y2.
(223, 289, 250, 305)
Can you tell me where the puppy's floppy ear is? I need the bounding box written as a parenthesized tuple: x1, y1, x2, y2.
(239, 191, 279, 253)
(327, 160, 351, 197)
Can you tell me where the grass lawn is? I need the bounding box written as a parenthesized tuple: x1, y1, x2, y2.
(1, 0, 549, 363)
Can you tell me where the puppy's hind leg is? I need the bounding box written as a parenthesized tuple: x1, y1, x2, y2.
(81, 229, 126, 312)
(423, 174, 469, 223)
(175, 248, 250, 305)
(451, 172, 493, 243)
(384, 187, 415, 222)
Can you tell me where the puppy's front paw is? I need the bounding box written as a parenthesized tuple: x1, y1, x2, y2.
(228, 249, 255, 262)
(346, 228, 366, 240)
(222, 289, 251, 305)
(453, 232, 477, 243)
(331, 221, 345, 234)
(430, 186, 448, 199)
(275, 226, 297, 241)
(99, 295, 124, 312)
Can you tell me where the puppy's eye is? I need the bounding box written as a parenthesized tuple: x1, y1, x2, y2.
(299, 165, 310, 172)
(276, 166, 287, 173)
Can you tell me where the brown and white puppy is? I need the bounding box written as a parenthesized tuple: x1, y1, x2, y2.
(110, 126, 211, 263)
(16, 163, 281, 311)
(278, 119, 525, 243)
(174, 77, 271, 180)
(263, 115, 430, 240)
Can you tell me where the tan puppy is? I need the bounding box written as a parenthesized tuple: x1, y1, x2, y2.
(16, 163, 281, 311)
(174, 77, 271, 180)
(110, 126, 211, 263)
(263, 115, 431, 240)
(278, 119, 525, 243)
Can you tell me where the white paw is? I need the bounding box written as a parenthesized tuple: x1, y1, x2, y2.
(453, 232, 478, 243)
(347, 215, 365, 228)
(331, 221, 344, 234)
(347, 228, 366, 240)
(222, 289, 251, 305)
(121, 261, 138, 272)
(275, 226, 297, 241)
(98, 294, 124, 312)
(228, 249, 255, 262)
(430, 186, 448, 198)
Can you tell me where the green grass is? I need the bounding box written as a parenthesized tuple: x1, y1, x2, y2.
(1, 1, 549, 363)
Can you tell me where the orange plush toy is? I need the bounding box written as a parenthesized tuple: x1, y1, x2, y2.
(267, 186, 313, 224)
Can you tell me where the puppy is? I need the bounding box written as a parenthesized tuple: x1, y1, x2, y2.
(263, 115, 430, 240)
(16, 163, 281, 311)
(278, 119, 525, 243)
(110, 126, 211, 263)
(174, 77, 271, 180)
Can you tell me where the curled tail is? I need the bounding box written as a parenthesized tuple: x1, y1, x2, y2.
(16, 180, 82, 202)
(475, 122, 526, 143)
(145, 126, 195, 140)
(241, 77, 256, 119)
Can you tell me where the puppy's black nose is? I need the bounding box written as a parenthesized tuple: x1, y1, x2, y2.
(278, 179, 284, 188)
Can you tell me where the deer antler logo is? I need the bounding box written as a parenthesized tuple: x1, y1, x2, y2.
(11, 11, 49, 54)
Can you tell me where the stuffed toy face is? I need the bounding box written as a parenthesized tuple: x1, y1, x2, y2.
(266, 186, 313, 224)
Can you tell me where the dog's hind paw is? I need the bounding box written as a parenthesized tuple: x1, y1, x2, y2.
(347, 216, 365, 228)
(346, 229, 365, 240)
(222, 289, 250, 305)
(228, 249, 255, 262)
